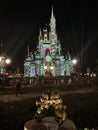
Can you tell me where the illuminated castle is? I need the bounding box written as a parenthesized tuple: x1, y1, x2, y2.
(24, 7, 75, 77)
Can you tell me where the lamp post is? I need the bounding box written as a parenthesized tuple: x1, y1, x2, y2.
(72, 58, 78, 74)
(0, 56, 11, 75)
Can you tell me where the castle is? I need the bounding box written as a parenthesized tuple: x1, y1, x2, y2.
(24, 7, 75, 77)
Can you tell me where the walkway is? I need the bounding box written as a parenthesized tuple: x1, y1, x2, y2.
(0, 87, 97, 103)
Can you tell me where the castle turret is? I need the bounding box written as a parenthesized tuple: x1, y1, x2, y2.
(43, 29, 48, 42)
(27, 46, 30, 58)
(38, 28, 43, 41)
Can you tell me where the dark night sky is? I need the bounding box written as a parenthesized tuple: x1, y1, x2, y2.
(0, 0, 98, 70)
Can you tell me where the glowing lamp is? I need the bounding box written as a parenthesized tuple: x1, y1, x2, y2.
(44, 66, 47, 69)
(72, 59, 77, 64)
(5, 58, 11, 64)
(50, 66, 54, 69)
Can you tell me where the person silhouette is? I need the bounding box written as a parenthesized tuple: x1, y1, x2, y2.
(15, 80, 21, 96)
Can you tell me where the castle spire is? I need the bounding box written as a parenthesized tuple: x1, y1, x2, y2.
(67, 50, 71, 60)
(50, 6, 56, 39)
(27, 45, 30, 57)
(38, 28, 42, 40)
(51, 6, 55, 20)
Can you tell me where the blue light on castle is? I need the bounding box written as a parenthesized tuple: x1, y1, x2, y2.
(24, 7, 76, 77)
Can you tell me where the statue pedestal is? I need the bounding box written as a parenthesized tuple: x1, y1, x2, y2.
(24, 117, 59, 130)
(42, 116, 59, 130)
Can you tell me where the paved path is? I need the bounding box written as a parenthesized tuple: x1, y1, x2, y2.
(0, 87, 97, 103)
(0, 92, 41, 102)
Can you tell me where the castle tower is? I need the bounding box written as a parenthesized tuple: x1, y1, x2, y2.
(50, 6, 56, 33)
(49, 7, 57, 41)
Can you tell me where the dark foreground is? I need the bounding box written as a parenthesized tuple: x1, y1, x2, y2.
(0, 85, 98, 130)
